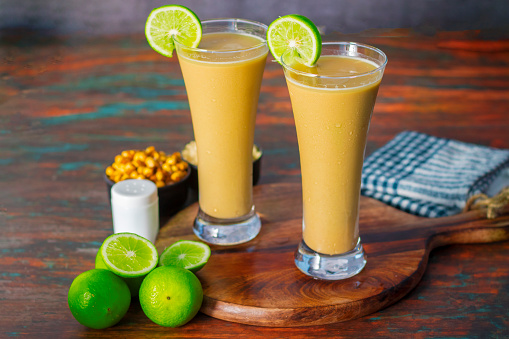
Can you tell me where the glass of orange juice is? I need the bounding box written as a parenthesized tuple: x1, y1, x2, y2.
(174, 19, 268, 245)
(282, 42, 387, 279)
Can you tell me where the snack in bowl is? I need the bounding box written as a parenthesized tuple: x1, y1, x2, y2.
(105, 146, 188, 188)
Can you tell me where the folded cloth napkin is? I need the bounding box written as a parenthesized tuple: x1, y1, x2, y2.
(361, 131, 509, 218)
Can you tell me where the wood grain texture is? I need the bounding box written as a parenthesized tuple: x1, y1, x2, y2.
(1, 30, 508, 337)
(156, 183, 509, 327)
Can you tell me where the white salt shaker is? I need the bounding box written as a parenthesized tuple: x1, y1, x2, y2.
(111, 179, 159, 243)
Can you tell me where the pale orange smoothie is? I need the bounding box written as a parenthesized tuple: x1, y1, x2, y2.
(177, 32, 267, 219)
(286, 55, 381, 255)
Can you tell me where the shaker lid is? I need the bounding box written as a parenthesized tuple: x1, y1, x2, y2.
(111, 179, 158, 207)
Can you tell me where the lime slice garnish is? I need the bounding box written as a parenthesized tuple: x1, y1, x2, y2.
(100, 233, 158, 278)
(145, 5, 202, 58)
(267, 14, 322, 66)
(159, 240, 211, 273)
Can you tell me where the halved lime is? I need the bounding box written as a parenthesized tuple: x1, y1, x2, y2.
(100, 233, 158, 278)
(159, 240, 211, 273)
(145, 5, 202, 57)
(267, 14, 322, 66)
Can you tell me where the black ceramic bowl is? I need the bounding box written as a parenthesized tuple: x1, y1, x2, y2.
(186, 149, 263, 191)
(104, 168, 191, 218)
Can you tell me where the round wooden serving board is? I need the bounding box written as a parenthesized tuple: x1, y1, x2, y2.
(156, 183, 509, 327)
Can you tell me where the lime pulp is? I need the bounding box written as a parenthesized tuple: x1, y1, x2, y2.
(159, 240, 211, 273)
(100, 232, 158, 278)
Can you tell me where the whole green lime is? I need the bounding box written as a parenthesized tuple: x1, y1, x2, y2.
(95, 250, 145, 297)
(139, 266, 203, 327)
(68, 269, 131, 329)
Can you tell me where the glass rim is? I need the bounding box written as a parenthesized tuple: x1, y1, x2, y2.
(281, 42, 388, 80)
(174, 18, 268, 55)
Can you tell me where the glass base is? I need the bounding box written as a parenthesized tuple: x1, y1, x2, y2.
(193, 207, 261, 246)
(294, 238, 367, 280)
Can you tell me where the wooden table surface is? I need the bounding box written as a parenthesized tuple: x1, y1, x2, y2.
(1, 30, 508, 337)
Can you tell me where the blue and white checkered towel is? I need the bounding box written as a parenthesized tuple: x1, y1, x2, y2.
(361, 131, 509, 218)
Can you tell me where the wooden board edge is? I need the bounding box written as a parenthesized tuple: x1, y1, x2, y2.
(199, 255, 430, 327)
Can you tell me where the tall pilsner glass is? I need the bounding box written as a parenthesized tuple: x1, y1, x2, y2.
(282, 42, 387, 279)
(174, 19, 268, 245)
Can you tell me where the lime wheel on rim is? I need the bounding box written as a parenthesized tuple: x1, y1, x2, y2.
(267, 14, 322, 66)
(145, 5, 202, 57)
